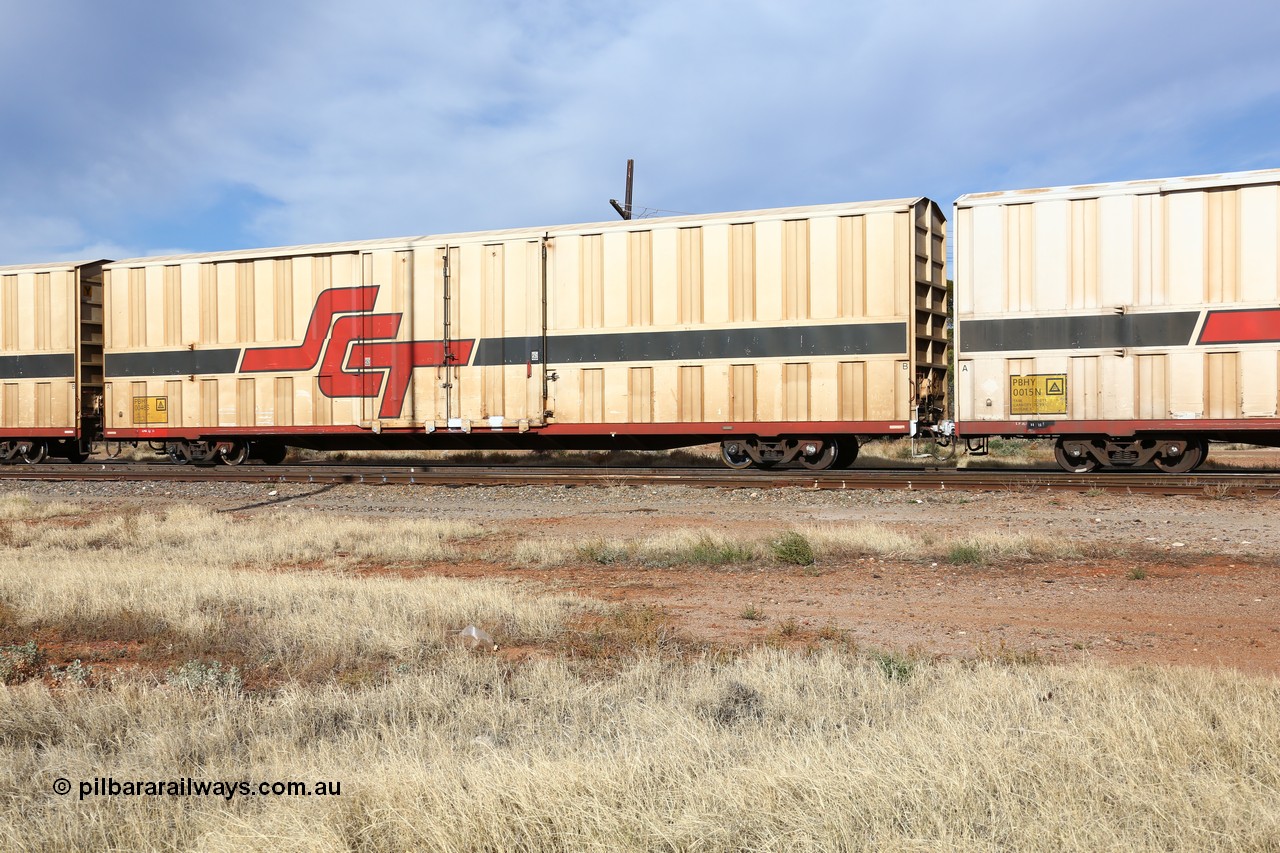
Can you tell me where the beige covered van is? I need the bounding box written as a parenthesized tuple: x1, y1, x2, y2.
(954, 168, 1280, 472)
(102, 199, 947, 468)
(0, 260, 102, 462)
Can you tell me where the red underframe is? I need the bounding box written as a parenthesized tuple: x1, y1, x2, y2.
(957, 419, 1280, 437)
(0, 428, 78, 438)
(104, 420, 914, 441)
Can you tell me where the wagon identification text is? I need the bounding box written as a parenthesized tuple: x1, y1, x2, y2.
(131, 396, 168, 425)
(1009, 374, 1067, 416)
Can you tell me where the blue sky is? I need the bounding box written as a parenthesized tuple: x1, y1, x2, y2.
(2, 0, 1279, 264)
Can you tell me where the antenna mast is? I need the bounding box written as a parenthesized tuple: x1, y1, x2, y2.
(608, 159, 634, 220)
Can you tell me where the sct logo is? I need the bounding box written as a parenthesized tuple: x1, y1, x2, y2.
(239, 286, 473, 419)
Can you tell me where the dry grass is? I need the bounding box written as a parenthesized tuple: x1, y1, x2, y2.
(798, 522, 922, 558)
(510, 523, 1097, 570)
(0, 493, 81, 521)
(0, 493, 1277, 849)
(511, 528, 756, 569)
(1, 653, 1277, 851)
(3, 503, 483, 565)
(0, 501, 580, 685)
(796, 524, 1083, 565)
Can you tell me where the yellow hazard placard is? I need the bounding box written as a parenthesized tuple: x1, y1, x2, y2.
(132, 396, 169, 425)
(1009, 374, 1067, 416)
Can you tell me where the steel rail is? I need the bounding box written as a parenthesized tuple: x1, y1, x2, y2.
(1, 462, 1279, 495)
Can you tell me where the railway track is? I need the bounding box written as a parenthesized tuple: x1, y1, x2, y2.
(1, 460, 1279, 496)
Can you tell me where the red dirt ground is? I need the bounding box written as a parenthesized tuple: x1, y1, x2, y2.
(429, 553, 1279, 675)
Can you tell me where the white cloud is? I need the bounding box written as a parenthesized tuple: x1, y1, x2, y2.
(1, 0, 1279, 264)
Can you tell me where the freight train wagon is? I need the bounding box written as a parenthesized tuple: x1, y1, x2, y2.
(100, 198, 948, 468)
(953, 167, 1280, 472)
(0, 260, 103, 463)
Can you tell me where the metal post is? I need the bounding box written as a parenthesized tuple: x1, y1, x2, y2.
(624, 158, 633, 219)
(609, 158, 635, 220)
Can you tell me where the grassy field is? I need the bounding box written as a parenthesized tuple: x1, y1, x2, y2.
(0, 493, 1277, 851)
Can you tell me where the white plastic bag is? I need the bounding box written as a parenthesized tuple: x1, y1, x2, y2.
(457, 625, 497, 651)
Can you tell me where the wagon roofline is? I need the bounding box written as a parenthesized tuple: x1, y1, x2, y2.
(102, 197, 937, 268)
(956, 166, 1280, 207)
(0, 258, 108, 274)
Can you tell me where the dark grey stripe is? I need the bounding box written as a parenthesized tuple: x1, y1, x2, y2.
(106, 349, 243, 377)
(0, 352, 74, 379)
(473, 322, 907, 366)
(960, 312, 1200, 353)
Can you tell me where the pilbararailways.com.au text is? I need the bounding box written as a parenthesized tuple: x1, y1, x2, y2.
(57, 777, 342, 801)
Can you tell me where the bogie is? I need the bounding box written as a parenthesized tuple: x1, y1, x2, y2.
(719, 437, 859, 471)
(1053, 436, 1212, 474)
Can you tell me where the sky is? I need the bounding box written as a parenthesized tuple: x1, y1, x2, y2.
(2, 0, 1279, 265)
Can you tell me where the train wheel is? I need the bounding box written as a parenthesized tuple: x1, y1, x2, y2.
(1053, 439, 1099, 473)
(19, 441, 47, 465)
(220, 442, 250, 466)
(54, 439, 90, 463)
(833, 437, 860, 469)
(720, 440, 754, 470)
(796, 439, 838, 471)
(166, 442, 191, 464)
(0, 442, 19, 463)
(1153, 439, 1207, 474)
(254, 442, 288, 466)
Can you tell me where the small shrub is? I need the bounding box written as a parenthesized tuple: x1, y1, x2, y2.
(776, 617, 800, 638)
(1202, 483, 1233, 500)
(772, 531, 815, 566)
(816, 622, 846, 642)
(166, 659, 242, 692)
(740, 604, 765, 622)
(561, 605, 686, 663)
(706, 681, 764, 727)
(0, 641, 44, 685)
(51, 659, 93, 686)
(987, 437, 1024, 457)
(576, 540, 630, 565)
(946, 543, 985, 565)
(871, 649, 916, 682)
(1127, 566, 1148, 580)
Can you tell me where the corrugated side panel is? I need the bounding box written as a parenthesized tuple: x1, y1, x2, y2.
(438, 240, 546, 428)
(956, 176, 1280, 422)
(101, 201, 926, 436)
(106, 249, 423, 432)
(525, 206, 915, 427)
(0, 267, 78, 431)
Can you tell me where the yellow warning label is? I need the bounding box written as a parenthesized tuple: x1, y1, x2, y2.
(132, 396, 169, 425)
(1009, 374, 1067, 416)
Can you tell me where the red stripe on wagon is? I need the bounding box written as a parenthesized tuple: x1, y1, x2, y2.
(1198, 309, 1280, 344)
